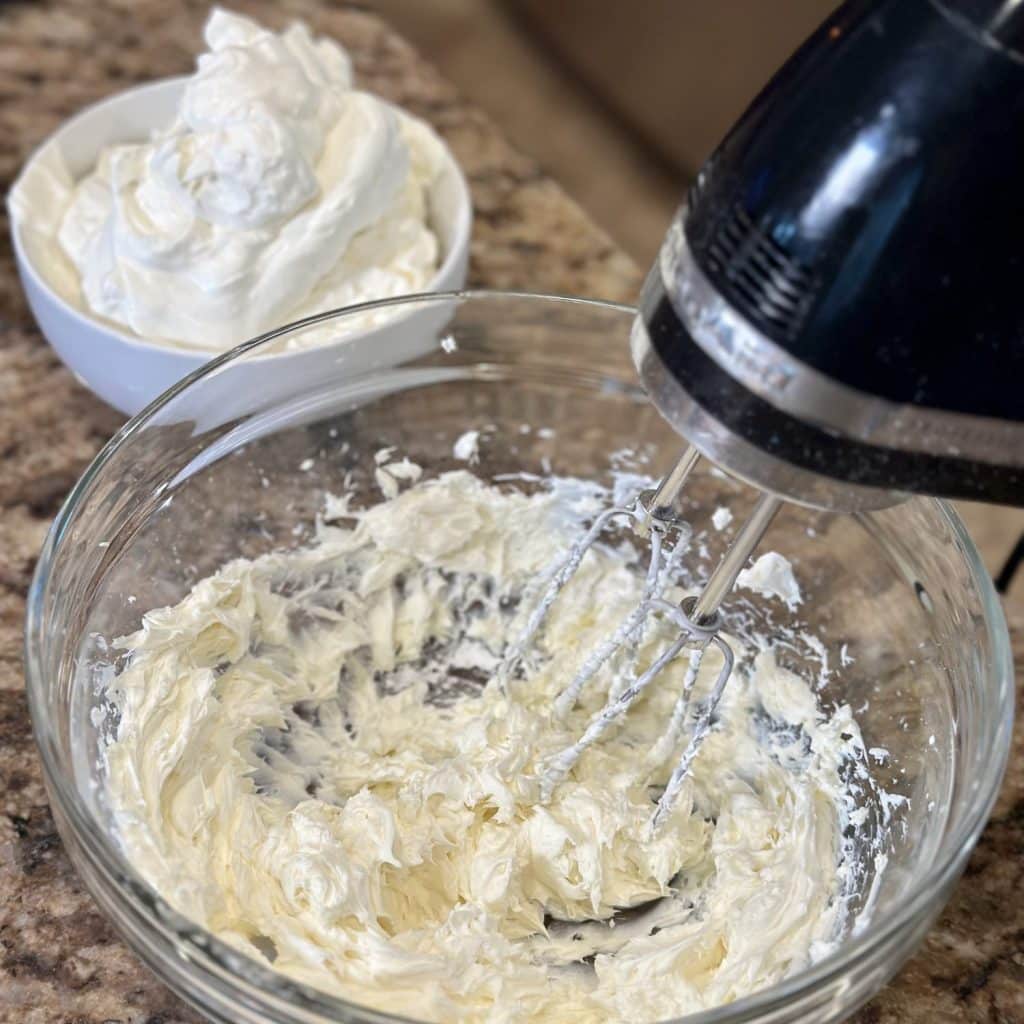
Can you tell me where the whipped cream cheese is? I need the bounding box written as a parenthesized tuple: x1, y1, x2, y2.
(737, 551, 803, 611)
(102, 471, 868, 1022)
(9, 9, 447, 351)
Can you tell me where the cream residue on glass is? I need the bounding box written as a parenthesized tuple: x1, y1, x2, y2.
(101, 468, 871, 1023)
(8, 9, 447, 352)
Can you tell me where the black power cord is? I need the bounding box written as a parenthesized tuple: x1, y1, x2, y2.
(995, 530, 1024, 594)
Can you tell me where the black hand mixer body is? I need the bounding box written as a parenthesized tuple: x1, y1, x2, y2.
(635, 0, 1024, 511)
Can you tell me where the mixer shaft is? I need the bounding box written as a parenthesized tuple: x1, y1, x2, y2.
(689, 490, 781, 625)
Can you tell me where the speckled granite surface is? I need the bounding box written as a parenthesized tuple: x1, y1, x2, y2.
(0, 3, 1021, 1022)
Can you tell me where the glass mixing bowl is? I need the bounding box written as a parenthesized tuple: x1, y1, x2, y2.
(25, 293, 1013, 1024)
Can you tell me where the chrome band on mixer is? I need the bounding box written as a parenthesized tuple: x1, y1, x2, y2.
(656, 214, 1024, 467)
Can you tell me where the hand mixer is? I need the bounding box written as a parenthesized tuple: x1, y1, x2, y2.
(509, 0, 1024, 826)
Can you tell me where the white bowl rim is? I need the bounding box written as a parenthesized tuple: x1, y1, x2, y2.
(9, 75, 473, 364)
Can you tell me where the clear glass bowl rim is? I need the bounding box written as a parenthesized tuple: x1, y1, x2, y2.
(24, 290, 1016, 1024)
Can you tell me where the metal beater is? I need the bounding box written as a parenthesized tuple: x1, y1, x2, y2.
(502, 445, 780, 829)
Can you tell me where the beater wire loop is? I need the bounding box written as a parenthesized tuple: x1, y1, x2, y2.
(502, 445, 779, 829)
(499, 503, 637, 688)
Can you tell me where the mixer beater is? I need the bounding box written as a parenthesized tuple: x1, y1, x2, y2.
(501, 445, 781, 829)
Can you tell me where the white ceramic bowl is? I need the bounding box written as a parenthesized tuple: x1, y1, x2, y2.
(10, 77, 472, 415)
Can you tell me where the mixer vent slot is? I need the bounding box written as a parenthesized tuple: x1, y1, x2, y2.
(704, 203, 815, 340)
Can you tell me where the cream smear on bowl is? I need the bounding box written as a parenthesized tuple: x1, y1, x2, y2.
(98, 464, 891, 1024)
(8, 9, 448, 352)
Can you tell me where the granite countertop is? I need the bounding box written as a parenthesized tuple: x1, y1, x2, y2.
(0, 3, 1021, 1022)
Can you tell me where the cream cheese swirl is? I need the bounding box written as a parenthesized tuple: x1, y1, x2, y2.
(101, 471, 866, 1022)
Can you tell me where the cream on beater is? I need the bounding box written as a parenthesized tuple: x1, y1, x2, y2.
(102, 470, 868, 1023)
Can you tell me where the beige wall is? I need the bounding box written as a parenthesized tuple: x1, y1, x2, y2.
(367, 0, 840, 260)
(512, 0, 839, 176)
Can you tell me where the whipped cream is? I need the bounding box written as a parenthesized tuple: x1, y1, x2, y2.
(737, 551, 803, 611)
(711, 505, 733, 531)
(453, 429, 481, 463)
(101, 471, 870, 1022)
(9, 9, 448, 351)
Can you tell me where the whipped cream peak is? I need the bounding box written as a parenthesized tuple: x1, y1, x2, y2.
(170, 9, 351, 231)
(10, 9, 448, 351)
